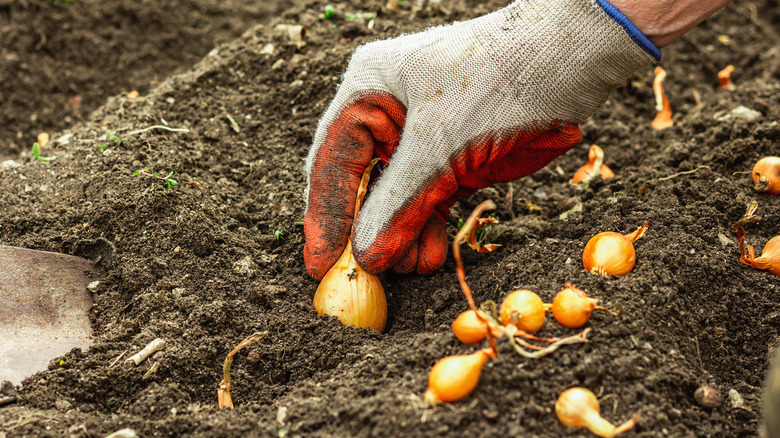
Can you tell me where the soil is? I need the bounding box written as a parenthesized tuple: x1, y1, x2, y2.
(1, 0, 779, 437)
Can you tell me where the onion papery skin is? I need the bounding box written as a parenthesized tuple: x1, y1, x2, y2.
(745, 235, 780, 276)
(583, 232, 636, 276)
(552, 286, 598, 329)
(500, 289, 547, 333)
(424, 348, 494, 405)
(752, 156, 780, 195)
(556, 387, 617, 438)
(573, 163, 614, 184)
(313, 240, 387, 332)
(452, 310, 502, 344)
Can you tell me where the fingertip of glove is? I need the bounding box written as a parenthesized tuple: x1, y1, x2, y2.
(416, 218, 448, 275)
(303, 243, 335, 281)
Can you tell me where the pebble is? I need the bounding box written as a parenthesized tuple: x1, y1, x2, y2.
(728, 388, 745, 408)
(232, 256, 256, 278)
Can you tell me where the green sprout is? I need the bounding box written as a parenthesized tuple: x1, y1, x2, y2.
(323, 4, 335, 19)
(134, 167, 178, 190)
(457, 212, 496, 248)
(32, 142, 55, 162)
(274, 230, 284, 239)
(99, 130, 122, 150)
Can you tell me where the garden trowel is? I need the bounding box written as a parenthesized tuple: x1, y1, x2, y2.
(0, 245, 102, 385)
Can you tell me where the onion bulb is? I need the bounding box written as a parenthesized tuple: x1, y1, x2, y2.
(573, 145, 615, 184)
(739, 234, 780, 277)
(556, 387, 639, 438)
(583, 222, 648, 276)
(499, 289, 547, 333)
(752, 156, 780, 195)
(452, 310, 503, 344)
(313, 240, 387, 332)
(424, 348, 496, 405)
(312, 158, 387, 332)
(552, 284, 618, 329)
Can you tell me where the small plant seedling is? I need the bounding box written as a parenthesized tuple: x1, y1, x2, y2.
(31, 142, 55, 162)
(134, 167, 178, 190)
(274, 230, 284, 239)
(99, 130, 122, 150)
(323, 4, 335, 19)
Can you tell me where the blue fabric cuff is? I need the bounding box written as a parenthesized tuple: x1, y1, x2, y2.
(595, 0, 662, 61)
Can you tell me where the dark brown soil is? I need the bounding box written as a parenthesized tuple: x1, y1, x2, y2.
(0, 0, 296, 161)
(1, 0, 779, 437)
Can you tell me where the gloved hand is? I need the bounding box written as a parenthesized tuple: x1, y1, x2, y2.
(304, 0, 660, 280)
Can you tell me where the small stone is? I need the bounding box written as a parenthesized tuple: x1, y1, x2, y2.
(694, 385, 720, 408)
(276, 405, 288, 425)
(271, 59, 286, 70)
(1, 160, 20, 170)
(259, 43, 274, 55)
(232, 256, 256, 278)
(87, 281, 100, 292)
(55, 399, 72, 410)
(728, 388, 744, 408)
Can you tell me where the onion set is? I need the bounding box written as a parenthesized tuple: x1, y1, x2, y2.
(556, 387, 639, 438)
(552, 284, 618, 329)
(499, 289, 548, 334)
(572, 145, 614, 185)
(313, 159, 387, 332)
(717, 65, 735, 91)
(452, 309, 503, 344)
(583, 222, 648, 276)
(752, 156, 780, 195)
(651, 66, 673, 130)
(424, 347, 496, 405)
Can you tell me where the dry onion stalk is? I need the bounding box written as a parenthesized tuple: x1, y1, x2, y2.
(218, 331, 269, 409)
(312, 159, 387, 332)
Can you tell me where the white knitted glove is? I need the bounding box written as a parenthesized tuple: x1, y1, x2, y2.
(304, 0, 660, 280)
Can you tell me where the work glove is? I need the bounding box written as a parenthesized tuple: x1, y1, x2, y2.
(304, 0, 660, 280)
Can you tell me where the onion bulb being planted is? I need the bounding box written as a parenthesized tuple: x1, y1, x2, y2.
(313, 159, 387, 332)
(583, 222, 648, 276)
(313, 240, 387, 331)
(452, 310, 503, 344)
(552, 284, 618, 329)
(500, 289, 548, 333)
(556, 387, 639, 438)
(424, 348, 496, 405)
(752, 156, 780, 195)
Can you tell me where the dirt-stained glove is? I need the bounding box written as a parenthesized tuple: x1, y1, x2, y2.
(304, 0, 660, 280)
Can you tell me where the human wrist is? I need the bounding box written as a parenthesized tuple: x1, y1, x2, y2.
(608, 0, 733, 48)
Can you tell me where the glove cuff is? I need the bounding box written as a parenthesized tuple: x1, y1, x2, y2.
(594, 0, 662, 61)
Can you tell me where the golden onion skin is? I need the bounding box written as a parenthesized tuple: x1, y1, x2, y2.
(499, 289, 546, 333)
(752, 156, 780, 195)
(552, 286, 598, 329)
(313, 240, 387, 332)
(424, 348, 494, 405)
(583, 232, 636, 276)
(452, 310, 489, 344)
(556, 387, 616, 437)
